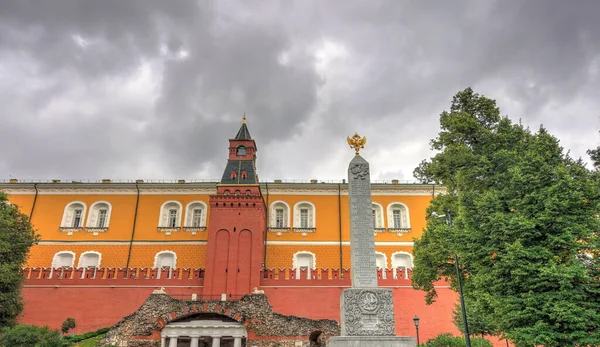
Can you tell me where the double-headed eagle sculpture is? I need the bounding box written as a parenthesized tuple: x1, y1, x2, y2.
(347, 132, 367, 156)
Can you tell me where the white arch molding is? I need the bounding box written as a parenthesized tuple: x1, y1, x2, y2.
(292, 251, 316, 280)
(154, 250, 177, 269)
(184, 201, 208, 227)
(78, 251, 102, 268)
(86, 201, 113, 228)
(269, 200, 291, 228)
(293, 201, 316, 229)
(158, 200, 183, 228)
(391, 251, 413, 279)
(52, 251, 76, 268)
(386, 202, 411, 229)
(372, 202, 384, 229)
(61, 201, 87, 229)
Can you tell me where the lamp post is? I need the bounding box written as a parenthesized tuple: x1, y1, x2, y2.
(432, 210, 471, 347)
(413, 315, 420, 346)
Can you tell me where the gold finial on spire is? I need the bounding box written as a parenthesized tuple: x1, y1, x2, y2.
(243, 113, 246, 124)
(347, 132, 367, 156)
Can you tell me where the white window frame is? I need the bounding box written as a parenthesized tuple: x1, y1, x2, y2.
(86, 201, 112, 228)
(154, 250, 177, 269)
(292, 251, 316, 279)
(184, 201, 208, 227)
(51, 251, 76, 268)
(269, 201, 291, 228)
(77, 251, 102, 268)
(391, 251, 413, 279)
(386, 202, 411, 229)
(293, 201, 316, 229)
(372, 202, 384, 229)
(61, 201, 87, 228)
(375, 251, 388, 269)
(158, 201, 183, 228)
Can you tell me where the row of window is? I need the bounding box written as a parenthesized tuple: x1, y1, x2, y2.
(52, 250, 177, 269)
(59, 201, 208, 230)
(268, 201, 410, 229)
(50, 250, 413, 271)
(58, 200, 410, 233)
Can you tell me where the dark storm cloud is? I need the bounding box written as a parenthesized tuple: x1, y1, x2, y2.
(0, 0, 598, 181)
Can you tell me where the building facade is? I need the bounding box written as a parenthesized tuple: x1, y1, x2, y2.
(1, 119, 464, 345)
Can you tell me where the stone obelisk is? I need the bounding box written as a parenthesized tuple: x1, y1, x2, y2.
(328, 133, 415, 347)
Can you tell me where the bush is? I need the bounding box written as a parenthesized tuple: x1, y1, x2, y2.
(63, 327, 110, 343)
(0, 324, 67, 347)
(423, 333, 492, 347)
(61, 318, 76, 335)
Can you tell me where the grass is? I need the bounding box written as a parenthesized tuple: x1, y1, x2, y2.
(73, 333, 105, 347)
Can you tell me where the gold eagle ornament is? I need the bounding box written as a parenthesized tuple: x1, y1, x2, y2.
(347, 133, 367, 156)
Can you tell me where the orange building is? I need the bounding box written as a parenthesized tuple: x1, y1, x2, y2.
(1, 119, 469, 345)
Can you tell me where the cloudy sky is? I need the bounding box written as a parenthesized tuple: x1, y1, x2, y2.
(0, 0, 599, 183)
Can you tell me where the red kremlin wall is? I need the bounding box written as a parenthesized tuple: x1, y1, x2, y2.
(20, 267, 509, 346)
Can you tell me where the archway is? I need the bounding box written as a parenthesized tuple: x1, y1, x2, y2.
(161, 313, 247, 347)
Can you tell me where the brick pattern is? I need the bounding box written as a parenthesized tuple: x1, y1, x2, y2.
(26, 244, 206, 268)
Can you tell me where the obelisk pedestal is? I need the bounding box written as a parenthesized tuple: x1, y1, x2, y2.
(328, 135, 415, 347)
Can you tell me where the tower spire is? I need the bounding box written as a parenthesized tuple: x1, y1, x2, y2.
(243, 113, 246, 124)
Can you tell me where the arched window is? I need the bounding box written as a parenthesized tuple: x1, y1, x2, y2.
(387, 202, 410, 230)
(185, 201, 207, 228)
(237, 145, 246, 156)
(86, 201, 112, 229)
(392, 251, 413, 279)
(293, 251, 316, 279)
(61, 201, 87, 229)
(375, 252, 387, 269)
(78, 251, 101, 268)
(269, 201, 291, 229)
(52, 251, 75, 268)
(154, 251, 177, 269)
(230, 171, 237, 179)
(376, 251, 388, 279)
(372, 203, 384, 230)
(293, 201, 316, 229)
(241, 170, 247, 180)
(158, 201, 183, 228)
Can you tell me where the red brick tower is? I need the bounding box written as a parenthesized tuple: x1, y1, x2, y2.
(203, 116, 266, 299)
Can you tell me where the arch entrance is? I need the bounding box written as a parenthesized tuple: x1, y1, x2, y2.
(161, 313, 247, 347)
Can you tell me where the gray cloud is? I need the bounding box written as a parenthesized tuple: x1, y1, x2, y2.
(0, 0, 598, 182)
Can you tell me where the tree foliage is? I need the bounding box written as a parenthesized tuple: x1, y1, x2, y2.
(423, 333, 492, 347)
(412, 88, 600, 346)
(60, 318, 76, 335)
(0, 324, 65, 347)
(0, 193, 39, 327)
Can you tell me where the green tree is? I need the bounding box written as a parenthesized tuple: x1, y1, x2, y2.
(0, 193, 39, 327)
(0, 324, 65, 347)
(412, 88, 600, 346)
(60, 318, 76, 335)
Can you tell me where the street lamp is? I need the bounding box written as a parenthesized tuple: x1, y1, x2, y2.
(432, 210, 471, 347)
(413, 315, 420, 346)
